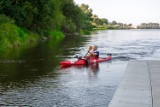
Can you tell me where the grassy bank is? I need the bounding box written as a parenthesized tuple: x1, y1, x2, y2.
(93, 27, 107, 30)
(80, 30, 91, 35)
(0, 0, 89, 53)
(0, 15, 64, 53)
(92, 26, 134, 31)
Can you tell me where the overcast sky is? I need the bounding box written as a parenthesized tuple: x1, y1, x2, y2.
(74, 0, 160, 25)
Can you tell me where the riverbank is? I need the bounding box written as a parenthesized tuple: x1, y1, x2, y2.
(0, 27, 64, 52)
(0, 15, 133, 54)
(0, 1, 96, 54)
(0, 14, 94, 54)
(93, 26, 134, 31)
(0, 24, 134, 55)
(0, 15, 65, 53)
(0, 1, 134, 54)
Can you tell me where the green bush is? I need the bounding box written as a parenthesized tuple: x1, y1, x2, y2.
(80, 30, 91, 35)
(0, 14, 14, 24)
(49, 30, 64, 39)
(0, 1, 100, 52)
(0, 14, 38, 50)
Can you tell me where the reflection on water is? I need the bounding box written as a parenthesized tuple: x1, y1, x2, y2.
(1, 30, 160, 106)
(88, 64, 99, 78)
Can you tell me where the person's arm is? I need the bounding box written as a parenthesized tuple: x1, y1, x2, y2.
(88, 52, 98, 56)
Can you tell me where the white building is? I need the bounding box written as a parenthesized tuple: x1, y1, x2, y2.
(137, 23, 160, 29)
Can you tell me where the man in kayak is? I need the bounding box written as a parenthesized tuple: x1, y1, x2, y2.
(85, 45, 99, 59)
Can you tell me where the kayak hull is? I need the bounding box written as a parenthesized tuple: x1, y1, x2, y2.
(60, 56, 112, 67)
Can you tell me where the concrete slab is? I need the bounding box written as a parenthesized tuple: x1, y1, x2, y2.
(148, 61, 160, 107)
(108, 60, 152, 107)
(108, 60, 160, 107)
(153, 99, 160, 107)
(109, 102, 152, 107)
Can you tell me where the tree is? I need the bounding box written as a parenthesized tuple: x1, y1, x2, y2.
(0, 0, 64, 32)
(79, 4, 93, 30)
(111, 20, 117, 25)
(128, 23, 132, 27)
(101, 18, 109, 24)
(62, 0, 88, 33)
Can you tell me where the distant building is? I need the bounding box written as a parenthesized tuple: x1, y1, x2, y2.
(137, 23, 160, 29)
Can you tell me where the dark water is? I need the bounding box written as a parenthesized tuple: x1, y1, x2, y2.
(1, 29, 160, 106)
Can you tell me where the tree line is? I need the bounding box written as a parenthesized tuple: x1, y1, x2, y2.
(0, 0, 94, 49)
(0, 0, 91, 35)
(0, 0, 133, 50)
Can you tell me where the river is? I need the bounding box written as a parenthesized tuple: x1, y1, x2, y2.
(0, 29, 160, 106)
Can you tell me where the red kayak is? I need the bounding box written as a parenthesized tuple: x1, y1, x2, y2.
(60, 55, 112, 67)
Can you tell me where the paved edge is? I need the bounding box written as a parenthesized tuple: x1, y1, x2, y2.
(108, 60, 152, 107)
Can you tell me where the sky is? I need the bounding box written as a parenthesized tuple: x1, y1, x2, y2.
(74, 0, 160, 26)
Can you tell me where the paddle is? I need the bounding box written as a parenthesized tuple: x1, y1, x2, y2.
(74, 46, 93, 59)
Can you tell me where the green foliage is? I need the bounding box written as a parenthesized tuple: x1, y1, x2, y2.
(79, 4, 93, 31)
(0, 0, 94, 35)
(0, 0, 134, 53)
(49, 30, 64, 39)
(62, 1, 87, 33)
(0, 14, 38, 50)
(93, 27, 107, 30)
(0, 14, 14, 24)
(0, 0, 64, 32)
(80, 30, 91, 35)
(0, 0, 108, 51)
(91, 14, 109, 29)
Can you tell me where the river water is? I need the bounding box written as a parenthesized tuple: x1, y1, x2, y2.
(0, 29, 160, 106)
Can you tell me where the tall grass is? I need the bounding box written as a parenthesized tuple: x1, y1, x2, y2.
(0, 15, 37, 51)
(0, 15, 65, 53)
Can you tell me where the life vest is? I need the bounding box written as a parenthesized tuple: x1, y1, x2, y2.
(93, 50, 99, 58)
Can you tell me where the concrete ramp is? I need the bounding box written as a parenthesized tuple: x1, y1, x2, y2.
(108, 60, 160, 107)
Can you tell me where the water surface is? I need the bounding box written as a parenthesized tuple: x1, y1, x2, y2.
(1, 29, 160, 106)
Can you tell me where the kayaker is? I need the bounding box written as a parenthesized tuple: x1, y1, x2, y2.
(85, 45, 99, 59)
